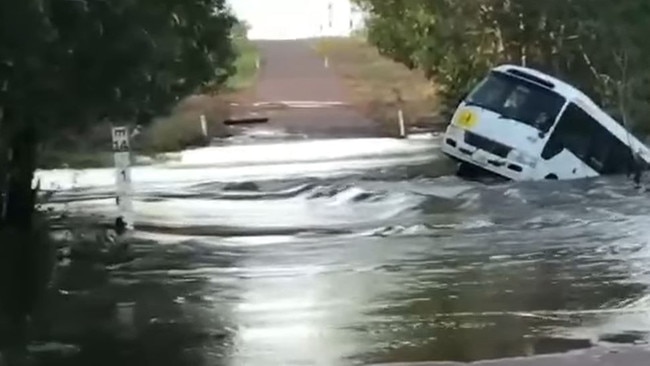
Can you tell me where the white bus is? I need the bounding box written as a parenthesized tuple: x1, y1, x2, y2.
(441, 64, 650, 181)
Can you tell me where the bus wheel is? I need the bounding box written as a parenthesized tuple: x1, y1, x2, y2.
(457, 162, 484, 179)
(544, 173, 558, 180)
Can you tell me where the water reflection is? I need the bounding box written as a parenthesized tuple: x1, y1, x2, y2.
(226, 268, 374, 365)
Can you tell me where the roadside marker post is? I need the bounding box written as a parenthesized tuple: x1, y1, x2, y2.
(393, 88, 407, 139)
(200, 114, 208, 139)
(398, 109, 406, 138)
(111, 126, 134, 230)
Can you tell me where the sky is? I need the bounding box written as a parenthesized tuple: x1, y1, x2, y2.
(227, 0, 363, 40)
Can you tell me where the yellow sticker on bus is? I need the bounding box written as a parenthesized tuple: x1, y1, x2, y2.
(455, 109, 478, 129)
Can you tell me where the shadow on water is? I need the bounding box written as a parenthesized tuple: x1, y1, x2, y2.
(25, 135, 650, 365)
(28, 238, 238, 366)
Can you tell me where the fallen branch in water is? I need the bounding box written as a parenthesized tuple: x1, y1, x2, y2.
(223, 116, 270, 125)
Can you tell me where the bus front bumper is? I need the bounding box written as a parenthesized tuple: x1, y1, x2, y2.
(440, 127, 531, 181)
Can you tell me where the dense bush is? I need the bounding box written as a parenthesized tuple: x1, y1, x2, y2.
(0, 0, 241, 354)
(355, 0, 650, 133)
(143, 95, 232, 153)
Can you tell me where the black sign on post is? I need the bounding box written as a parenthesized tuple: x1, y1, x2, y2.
(112, 127, 130, 152)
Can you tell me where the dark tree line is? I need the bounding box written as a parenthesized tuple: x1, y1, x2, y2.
(0, 0, 241, 353)
(354, 0, 650, 131)
(0, 0, 238, 231)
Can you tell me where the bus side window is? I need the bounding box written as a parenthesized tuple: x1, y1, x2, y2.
(584, 121, 611, 172)
(542, 103, 593, 160)
(562, 103, 634, 174)
(597, 133, 635, 174)
(541, 135, 563, 159)
(542, 101, 636, 175)
(581, 112, 635, 174)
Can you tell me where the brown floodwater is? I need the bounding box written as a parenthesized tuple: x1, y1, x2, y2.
(29, 132, 650, 365)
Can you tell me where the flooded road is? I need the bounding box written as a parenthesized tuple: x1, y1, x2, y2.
(33, 130, 650, 365)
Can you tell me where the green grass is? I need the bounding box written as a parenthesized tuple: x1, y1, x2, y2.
(225, 36, 260, 91)
(313, 37, 442, 135)
(38, 96, 232, 170)
(141, 94, 231, 154)
(39, 37, 259, 170)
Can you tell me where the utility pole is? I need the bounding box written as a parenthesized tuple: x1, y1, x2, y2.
(328, 1, 333, 31)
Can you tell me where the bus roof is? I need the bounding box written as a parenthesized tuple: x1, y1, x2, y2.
(492, 64, 650, 161)
(492, 64, 589, 101)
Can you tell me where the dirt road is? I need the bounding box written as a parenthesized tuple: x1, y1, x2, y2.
(247, 40, 383, 138)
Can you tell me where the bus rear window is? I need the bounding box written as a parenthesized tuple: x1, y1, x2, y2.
(465, 71, 566, 132)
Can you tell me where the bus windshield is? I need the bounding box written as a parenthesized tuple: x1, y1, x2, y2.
(464, 71, 566, 132)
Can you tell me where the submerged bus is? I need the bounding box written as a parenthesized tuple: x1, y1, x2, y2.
(441, 64, 650, 181)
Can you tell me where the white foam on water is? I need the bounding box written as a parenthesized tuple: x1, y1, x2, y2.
(35, 137, 441, 192)
(43, 186, 423, 230)
(35, 137, 441, 231)
(405, 133, 438, 141)
(177, 137, 438, 166)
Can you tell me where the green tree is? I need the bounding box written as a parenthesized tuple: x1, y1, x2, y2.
(355, 0, 650, 129)
(0, 0, 238, 352)
(0, 0, 237, 228)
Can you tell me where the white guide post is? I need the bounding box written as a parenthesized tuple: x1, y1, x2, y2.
(398, 109, 406, 138)
(200, 114, 208, 138)
(111, 126, 134, 230)
(393, 88, 407, 139)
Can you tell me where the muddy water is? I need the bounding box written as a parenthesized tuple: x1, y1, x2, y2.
(33, 131, 650, 365)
